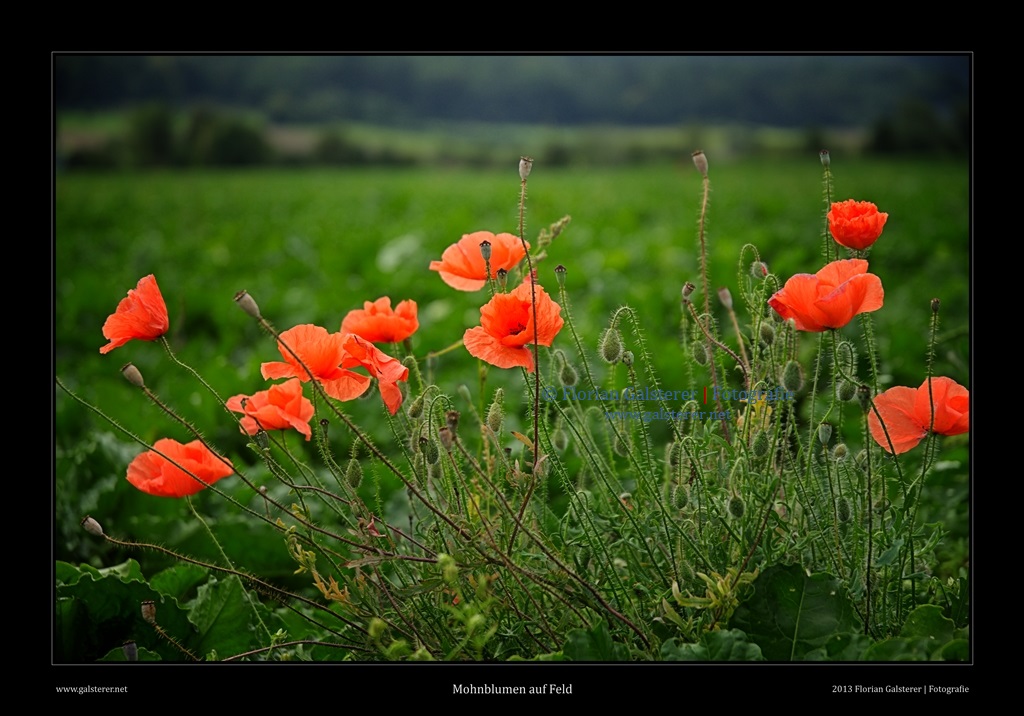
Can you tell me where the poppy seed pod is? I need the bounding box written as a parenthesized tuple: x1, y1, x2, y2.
(446, 410, 460, 434)
(519, 156, 534, 181)
(121, 363, 145, 389)
(122, 640, 138, 662)
(554, 264, 567, 288)
(681, 282, 696, 303)
(819, 149, 830, 167)
(234, 290, 261, 319)
(692, 149, 708, 178)
(818, 423, 833, 445)
(141, 600, 157, 625)
(718, 287, 733, 310)
(931, 297, 941, 314)
(437, 427, 453, 451)
(478, 240, 492, 262)
(81, 515, 104, 537)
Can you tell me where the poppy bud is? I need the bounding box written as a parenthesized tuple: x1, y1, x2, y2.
(554, 264, 567, 288)
(560, 360, 578, 387)
(81, 515, 104, 537)
(837, 496, 851, 523)
(833, 443, 848, 461)
(838, 380, 857, 402)
(671, 484, 688, 510)
(552, 428, 568, 452)
(622, 350, 634, 367)
(486, 389, 504, 433)
(478, 240, 492, 262)
(856, 449, 868, 469)
(751, 261, 768, 279)
(752, 430, 770, 458)
(692, 342, 709, 365)
(681, 282, 696, 303)
(600, 328, 624, 364)
(437, 427, 453, 451)
(817, 423, 832, 445)
(121, 363, 145, 388)
(782, 360, 804, 392)
(519, 156, 534, 181)
(692, 149, 708, 178)
(728, 495, 745, 519)
(931, 298, 940, 314)
(234, 290, 261, 319)
(718, 287, 733, 310)
(819, 149, 830, 167)
(759, 323, 775, 346)
(368, 617, 386, 641)
(141, 600, 157, 625)
(407, 394, 425, 419)
(667, 441, 683, 468)
(422, 436, 440, 464)
(345, 458, 363, 489)
(122, 640, 138, 662)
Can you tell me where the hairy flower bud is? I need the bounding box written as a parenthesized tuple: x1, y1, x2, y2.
(407, 394, 425, 419)
(345, 458, 363, 489)
(759, 322, 775, 346)
(600, 328, 624, 364)
(671, 484, 688, 510)
(728, 495, 745, 519)
(833, 443, 848, 461)
(552, 428, 568, 452)
(837, 496, 851, 523)
(622, 350, 634, 367)
(838, 380, 857, 402)
(486, 391, 504, 433)
(234, 290, 261, 319)
(751, 261, 768, 279)
(818, 423, 833, 446)
(560, 360, 579, 387)
(422, 436, 440, 464)
(692, 342, 709, 366)
(752, 430, 770, 458)
(782, 360, 804, 392)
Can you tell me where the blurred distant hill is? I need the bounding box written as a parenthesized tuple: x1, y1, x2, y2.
(55, 55, 969, 129)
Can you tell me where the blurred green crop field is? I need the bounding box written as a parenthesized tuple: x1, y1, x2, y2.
(55, 158, 969, 567)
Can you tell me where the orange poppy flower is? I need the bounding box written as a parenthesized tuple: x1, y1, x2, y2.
(827, 200, 888, 251)
(227, 378, 315, 441)
(463, 278, 564, 372)
(127, 438, 234, 498)
(99, 275, 170, 354)
(262, 324, 372, 403)
(768, 259, 884, 332)
(868, 377, 969, 454)
(429, 231, 530, 291)
(340, 333, 409, 415)
(341, 297, 419, 343)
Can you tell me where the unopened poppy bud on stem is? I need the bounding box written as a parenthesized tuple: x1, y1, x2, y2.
(121, 363, 145, 388)
(692, 150, 708, 178)
(81, 515, 104, 537)
(234, 290, 261, 319)
(519, 156, 533, 181)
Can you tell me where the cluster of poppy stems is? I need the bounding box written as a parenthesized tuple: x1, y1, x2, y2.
(98, 202, 966, 498)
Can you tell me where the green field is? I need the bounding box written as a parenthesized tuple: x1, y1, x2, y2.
(55, 159, 970, 662)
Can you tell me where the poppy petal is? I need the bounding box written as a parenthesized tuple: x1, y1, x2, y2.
(869, 386, 927, 454)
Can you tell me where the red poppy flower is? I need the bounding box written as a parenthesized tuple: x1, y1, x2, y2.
(127, 438, 234, 498)
(868, 377, 969, 454)
(227, 378, 315, 441)
(340, 333, 409, 415)
(463, 278, 563, 372)
(262, 324, 372, 402)
(827, 200, 888, 251)
(768, 259, 884, 332)
(429, 231, 530, 291)
(99, 275, 170, 354)
(341, 297, 419, 343)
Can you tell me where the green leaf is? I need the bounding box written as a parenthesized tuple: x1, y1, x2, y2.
(729, 564, 856, 661)
(661, 629, 763, 661)
(937, 639, 969, 662)
(563, 620, 630, 661)
(874, 538, 904, 567)
(900, 605, 955, 643)
(150, 563, 210, 602)
(802, 633, 873, 661)
(187, 575, 261, 659)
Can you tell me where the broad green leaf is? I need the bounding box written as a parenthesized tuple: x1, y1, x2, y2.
(661, 630, 763, 661)
(150, 563, 210, 602)
(188, 575, 261, 660)
(802, 633, 873, 661)
(900, 604, 955, 644)
(874, 538, 904, 567)
(938, 639, 969, 662)
(729, 564, 856, 661)
(563, 620, 630, 661)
